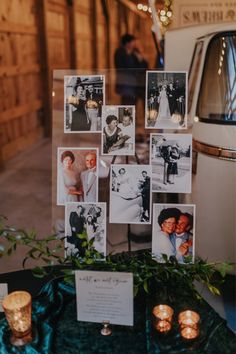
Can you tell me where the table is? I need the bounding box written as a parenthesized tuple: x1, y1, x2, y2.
(0, 266, 235, 353)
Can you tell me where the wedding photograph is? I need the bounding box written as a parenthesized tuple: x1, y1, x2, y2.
(150, 133, 192, 193)
(145, 71, 187, 129)
(57, 147, 99, 205)
(110, 164, 152, 224)
(64, 75, 105, 133)
(152, 203, 195, 264)
(101, 105, 135, 156)
(65, 202, 106, 258)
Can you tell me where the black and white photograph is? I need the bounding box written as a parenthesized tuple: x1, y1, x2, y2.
(57, 147, 99, 205)
(65, 202, 106, 258)
(150, 134, 192, 193)
(110, 164, 152, 224)
(101, 105, 135, 156)
(152, 203, 195, 264)
(145, 71, 187, 129)
(64, 75, 105, 133)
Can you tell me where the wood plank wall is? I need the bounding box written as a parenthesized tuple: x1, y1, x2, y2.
(0, 0, 44, 164)
(0, 0, 156, 166)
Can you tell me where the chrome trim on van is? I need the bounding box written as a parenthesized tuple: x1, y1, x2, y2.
(193, 139, 236, 161)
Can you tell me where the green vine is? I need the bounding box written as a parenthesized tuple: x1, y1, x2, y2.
(0, 216, 233, 301)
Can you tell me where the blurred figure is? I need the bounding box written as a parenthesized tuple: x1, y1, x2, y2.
(114, 33, 148, 105)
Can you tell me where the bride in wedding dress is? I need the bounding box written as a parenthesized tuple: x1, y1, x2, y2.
(155, 85, 171, 125)
(111, 168, 143, 223)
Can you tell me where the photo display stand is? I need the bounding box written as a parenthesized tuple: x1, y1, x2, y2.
(109, 152, 141, 253)
(52, 69, 192, 264)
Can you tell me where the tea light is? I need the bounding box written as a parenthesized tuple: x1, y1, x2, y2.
(152, 304, 174, 333)
(2, 291, 32, 346)
(178, 310, 200, 340)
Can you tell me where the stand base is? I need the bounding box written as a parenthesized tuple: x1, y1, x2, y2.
(10, 331, 33, 346)
(101, 322, 112, 336)
(129, 232, 152, 243)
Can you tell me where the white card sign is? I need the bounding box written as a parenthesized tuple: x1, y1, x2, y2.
(0, 284, 8, 312)
(75, 270, 133, 326)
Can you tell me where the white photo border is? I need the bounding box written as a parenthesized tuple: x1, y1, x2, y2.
(57, 147, 99, 206)
(145, 70, 188, 130)
(64, 75, 106, 134)
(152, 203, 196, 264)
(101, 105, 136, 156)
(109, 164, 152, 225)
(150, 133, 192, 194)
(65, 201, 107, 258)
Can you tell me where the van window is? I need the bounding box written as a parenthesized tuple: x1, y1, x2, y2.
(188, 41, 203, 113)
(197, 32, 236, 124)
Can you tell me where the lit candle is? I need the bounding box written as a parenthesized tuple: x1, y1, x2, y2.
(2, 291, 32, 346)
(152, 305, 174, 333)
(178, 310, 200, 340)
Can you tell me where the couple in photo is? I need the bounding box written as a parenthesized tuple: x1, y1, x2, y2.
(67, 205, 105, 257)
(103, 109, 134, 154)
(67, 79, 103, 132)
(152, 207, 193, 263)
(111, 167, 150, 223)
(159, 140, 180, 185)
(58, 150, 97, 205)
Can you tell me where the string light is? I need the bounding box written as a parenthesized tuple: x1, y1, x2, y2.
(136, 0, 173, 31)
(137, 3, 152, 13)
(158, 0, 173, 30)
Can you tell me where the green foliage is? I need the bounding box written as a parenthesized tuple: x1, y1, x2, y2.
(0, 216, 233, 300)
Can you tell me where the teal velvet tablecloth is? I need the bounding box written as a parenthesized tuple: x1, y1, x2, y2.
(0, 277, 235, 354)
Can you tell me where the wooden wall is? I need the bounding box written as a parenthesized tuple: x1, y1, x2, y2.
(0, 0, 156, 166)
(0, 0, 44, 164)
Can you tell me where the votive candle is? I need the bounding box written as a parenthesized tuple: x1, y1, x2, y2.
(2, 291, 32, 345)
(152, 304, 174, 333)
(178, 310, 200, 339)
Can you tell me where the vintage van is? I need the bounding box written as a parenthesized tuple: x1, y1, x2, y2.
(165, 23, 236, 268)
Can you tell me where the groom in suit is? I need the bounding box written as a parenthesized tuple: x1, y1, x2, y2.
(80, 152, 97, 202)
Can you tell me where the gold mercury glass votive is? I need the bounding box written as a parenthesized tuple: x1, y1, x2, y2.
(178, 310, 200, 340)
(152, 304, 174, 333)
(2, 291, 32, 346)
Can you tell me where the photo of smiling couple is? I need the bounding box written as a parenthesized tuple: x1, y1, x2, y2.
(152, 204, 195, 264)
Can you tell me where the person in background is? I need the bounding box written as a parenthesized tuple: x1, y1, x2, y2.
(114, 33, 148, 105)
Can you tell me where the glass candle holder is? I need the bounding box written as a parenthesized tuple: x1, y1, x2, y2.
(2, 291, 32, 346)
(152, 304, 174, 333)
(178, 310, 200, 340)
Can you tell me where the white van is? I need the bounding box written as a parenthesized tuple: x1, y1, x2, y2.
(165, 23, 236, 269)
